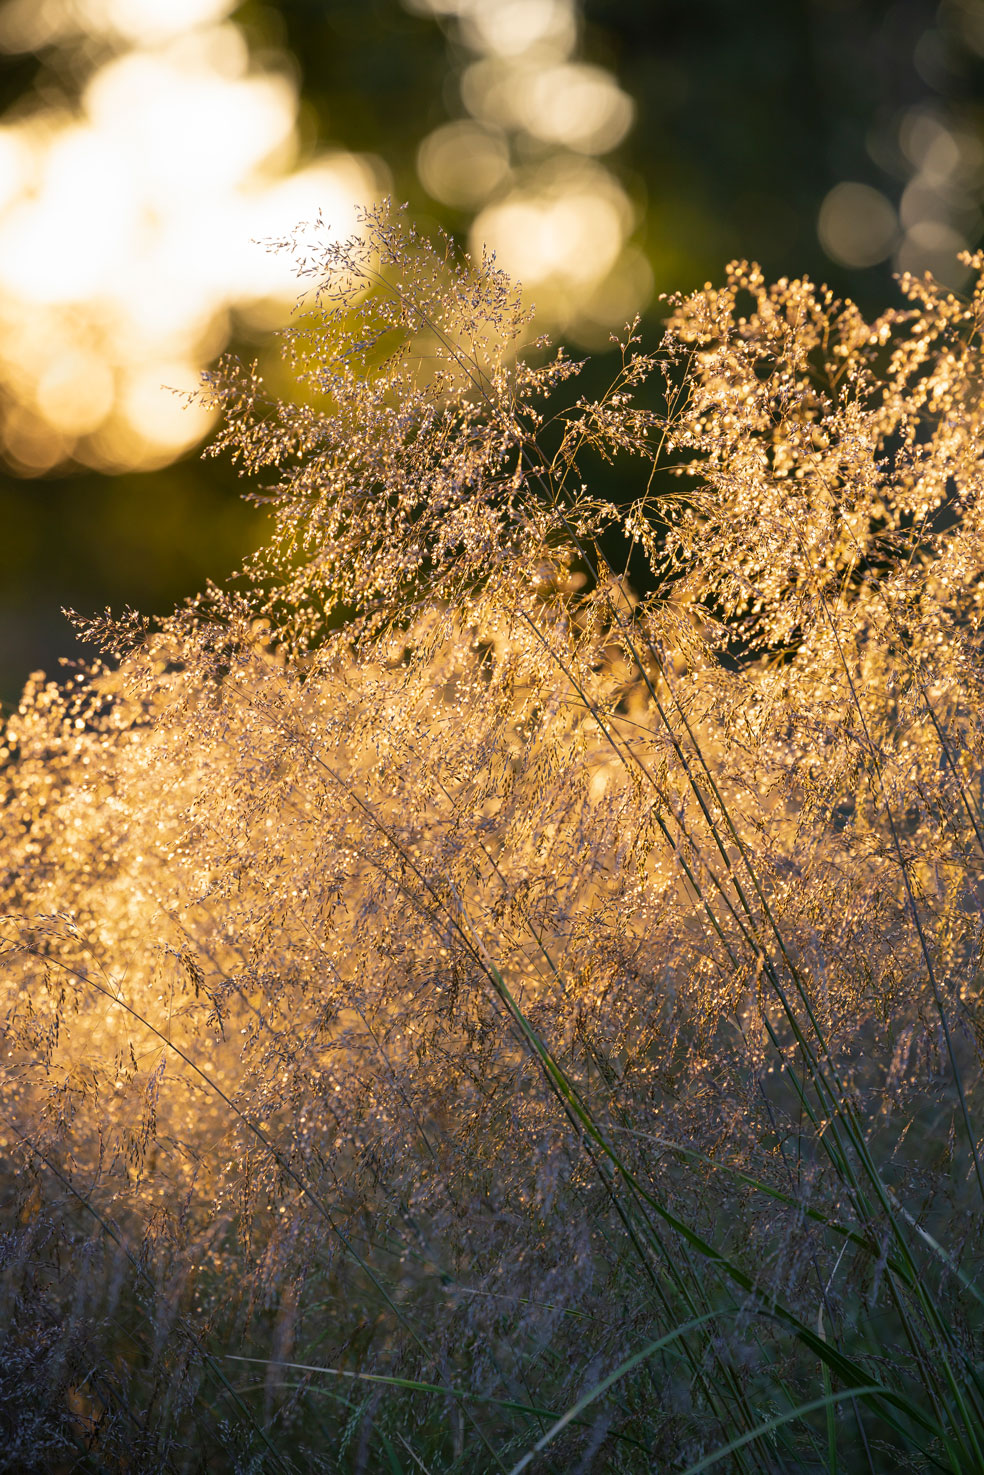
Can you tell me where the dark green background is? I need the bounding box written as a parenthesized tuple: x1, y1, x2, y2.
(0, 0, 974, 704)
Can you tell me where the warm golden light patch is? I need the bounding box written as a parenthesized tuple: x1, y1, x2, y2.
(411, 0, 643, 341)
(471, 162, 639, 334)
(0, 0, 385, 473)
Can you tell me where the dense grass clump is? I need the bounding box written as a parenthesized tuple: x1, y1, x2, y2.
(2, 204, 984, 1472)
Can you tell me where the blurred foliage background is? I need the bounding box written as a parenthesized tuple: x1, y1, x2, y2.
(0, 0, 981, 704)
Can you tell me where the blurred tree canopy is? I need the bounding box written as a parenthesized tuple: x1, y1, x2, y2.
(0, 0, 977, 704)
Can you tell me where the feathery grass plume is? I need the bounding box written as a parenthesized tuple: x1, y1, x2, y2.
(2, 200, 984, 1471)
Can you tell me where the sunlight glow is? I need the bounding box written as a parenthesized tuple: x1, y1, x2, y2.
(459, 0, 575, 58)
(463, 59, 633, 154)
(0, 0, 235, 49)
(417, 121, 511, 209)
(0, 0, 384, 473)
(35, 350, 115, 436)
(474, 172, 627, 287)
(412, 0, 643, 341)
(471, 163, 643, 338)
(120, 361, 214, 452)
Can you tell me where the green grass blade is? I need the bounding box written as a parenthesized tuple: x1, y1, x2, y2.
(677, 1387, 884, 1475)
(504, 1311, 733, 1475)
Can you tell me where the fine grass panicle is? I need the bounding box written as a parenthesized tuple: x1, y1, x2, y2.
(2, 201, 984, 1472)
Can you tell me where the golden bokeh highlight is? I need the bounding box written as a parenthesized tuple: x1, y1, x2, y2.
(0, 0, 385, 474)
(408, 0, 646, 344)
(824, 94, 984, 285)
(817, 182, 899, 269)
